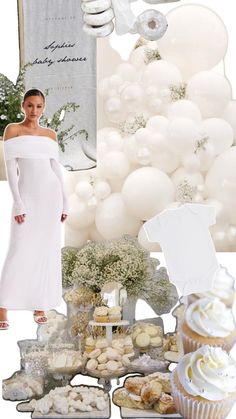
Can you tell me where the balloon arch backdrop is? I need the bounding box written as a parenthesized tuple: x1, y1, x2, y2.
(65, 4, 236, 252)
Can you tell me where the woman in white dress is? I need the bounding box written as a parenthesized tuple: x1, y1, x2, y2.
(0, 89, 69, 329)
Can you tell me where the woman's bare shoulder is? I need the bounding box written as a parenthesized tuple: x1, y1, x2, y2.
(43, 128, 57, 141)
(3, 124, 20, 141)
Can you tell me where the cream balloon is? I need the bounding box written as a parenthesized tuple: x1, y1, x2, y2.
(95, 193, 141, 239)
(146, 115, 169, 134)
(122, 167, 175, 220)
(75, 181, 94, 200)
(166, 100, 202, 124)
(138, 225, 161, 252)
(222, 100, 236, 141)
(67, 193, 95, 229)
(167, 117, 199, 155)
(206, 146, 236, 224)
(94, 180, 111, 200)
(99, 151, 130, 179)
(186, 71, 232, 118)
(157, 4, 228, 79)
(200, 118, 233, 155)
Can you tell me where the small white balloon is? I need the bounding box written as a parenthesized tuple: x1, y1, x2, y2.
(94, 180, 111, 200)
(200, 118, 233, 155)
(95, 193, 141, 239)
(167, 117, 199, 155)
(122, 167, 175, 220)
(75, 181, 94, 200)
(138, 225, 161, 252)
(120, 83, 143, 111)
(166, 100, 202, 124)
(137, 147, 151, 165)
(186, 71, 232, 118)
(146, 115, 169, 134)
(99, 151, 130, 180)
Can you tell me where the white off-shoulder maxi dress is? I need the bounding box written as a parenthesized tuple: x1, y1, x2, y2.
(0, 135, 69, 310)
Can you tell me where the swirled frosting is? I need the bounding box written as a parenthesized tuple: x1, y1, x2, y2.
(196, 265, 235, 301)
(178, 345, 236, 401)
(186, 298, 235, 337)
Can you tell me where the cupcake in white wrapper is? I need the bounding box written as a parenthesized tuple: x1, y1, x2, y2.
(180, 298, 236, 353)
(171, 345, 236, 419)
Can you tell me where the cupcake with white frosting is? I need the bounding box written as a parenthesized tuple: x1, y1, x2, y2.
(93, 306, 109, 323)
(180, 298, 236, 353)
(171, 346, 236, 419)
(188, 265, 235, 308)
(108, 306, 122, 322)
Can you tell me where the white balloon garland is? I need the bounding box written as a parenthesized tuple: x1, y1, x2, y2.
(66, 4, 236, 251)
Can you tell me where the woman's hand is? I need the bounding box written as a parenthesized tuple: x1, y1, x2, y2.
(14, 214, 26, 224)
(61, 213, 68, 222)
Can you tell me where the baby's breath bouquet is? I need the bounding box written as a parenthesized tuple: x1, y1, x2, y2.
(62, 236, 178, 315)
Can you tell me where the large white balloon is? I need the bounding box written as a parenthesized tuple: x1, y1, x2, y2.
(206, 147, 236, 224)
(186, 71, 232, 118)
(95, 193, 141, 239)
(157, 4, 228, 79)
(200, 118, 234, 155)
(122, 167, 175, 220)
(167, 117, 199, 155)
(166, 100, 202, 124)
(99, 151, 130, 180)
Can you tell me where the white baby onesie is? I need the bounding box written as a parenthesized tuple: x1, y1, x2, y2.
(143, 204, 219, 296)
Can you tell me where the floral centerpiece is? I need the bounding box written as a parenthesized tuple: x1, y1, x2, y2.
(62, 236, 178, 322)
